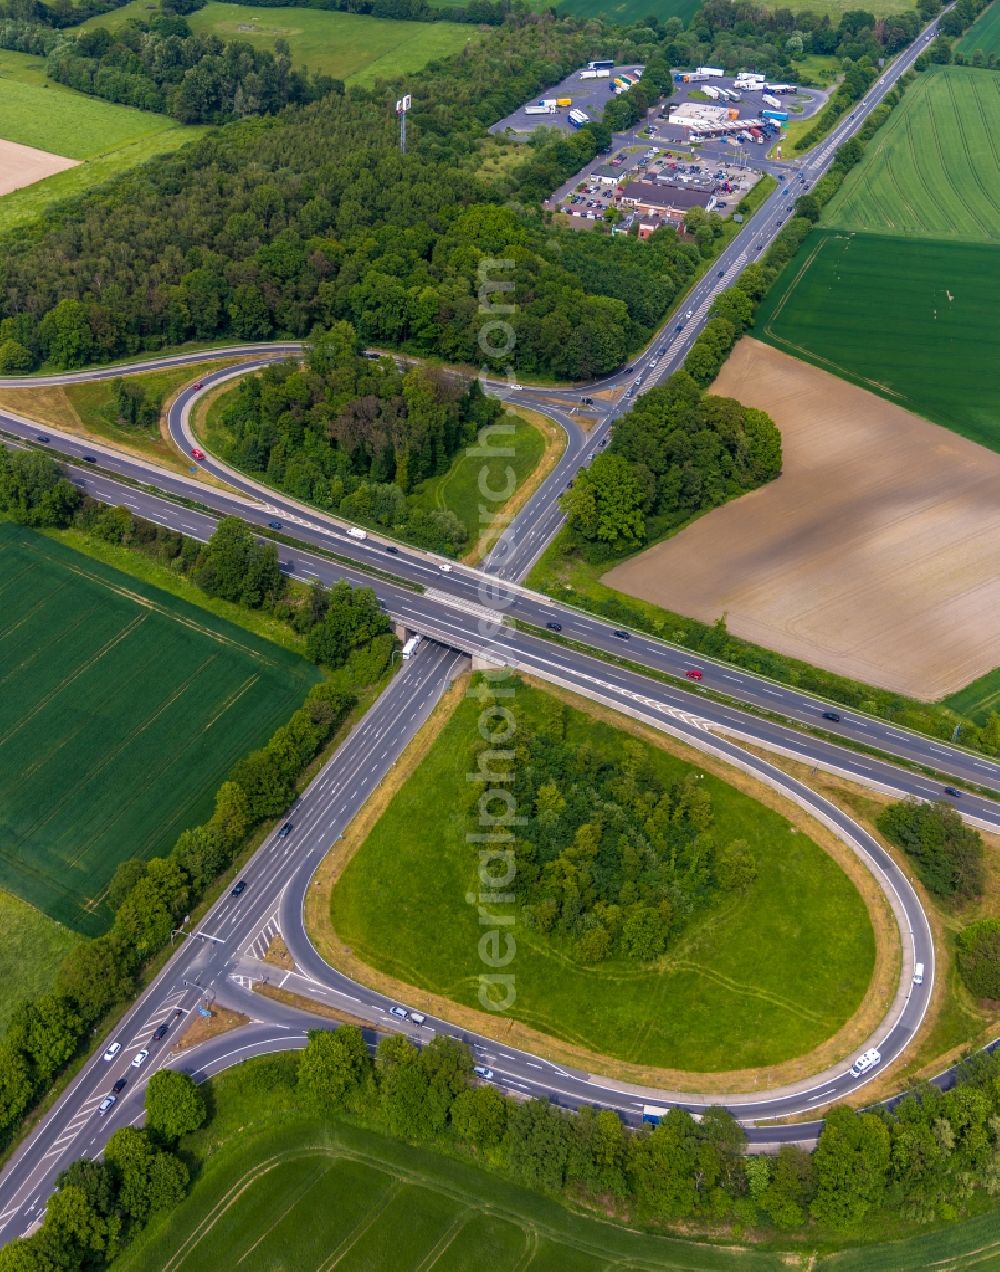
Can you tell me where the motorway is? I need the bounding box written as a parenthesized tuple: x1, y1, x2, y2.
(0, 635, 940, 1244)
(0, 4, 980, 1240)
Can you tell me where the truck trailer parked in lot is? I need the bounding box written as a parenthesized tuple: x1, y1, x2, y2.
(525, 104, 555, 115)
(588, 59, 614, 70)
(568, 109, 590, 128)
(762, 108, 789, 122)
(762, 93, 782, 109)
(580, 68, 610, 79)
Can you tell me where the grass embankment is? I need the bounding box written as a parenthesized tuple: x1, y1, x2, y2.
(0, 49, 202, 233)
(0, 524, 319, 933)
(320, 674, 882, 1083)
(85, 0, 477, 85)
(946, 668, 1000, 724)
(0, 362, 235, 472)
(739, 747, 1000, 1104)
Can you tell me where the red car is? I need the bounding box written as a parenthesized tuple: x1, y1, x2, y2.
(191, 447, 205, 461)
(193, 381, 204, 390)
(685, 668, 704, 681)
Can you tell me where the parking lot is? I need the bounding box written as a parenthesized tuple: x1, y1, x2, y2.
(501, 63, 829, 233)
(490, 63, 645, 136)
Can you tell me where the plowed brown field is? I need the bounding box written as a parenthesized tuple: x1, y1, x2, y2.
(0, 138, 77, 196)
(603, 338, 1000, 698)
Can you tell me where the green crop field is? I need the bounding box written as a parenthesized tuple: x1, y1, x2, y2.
(88, 1, 477, 84)
(823, 68, 1000, 242)
(0, 525, 319, 933)
(755, 229, 1000, 450)
(557, 0, 701, 24)
(330, 680, 875, 1073)
(0, 49, 199, 233)
(115, 1059, 790, 1272)
(959, 0, 1000, 55)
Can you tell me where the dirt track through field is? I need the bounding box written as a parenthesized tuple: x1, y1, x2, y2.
(603, 338, 1000, 699)
(0, 138, 78, 195)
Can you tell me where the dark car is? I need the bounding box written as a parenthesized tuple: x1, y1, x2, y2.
(624, 365, 634, 373)
(230, 879, 247, 897)
(717, 270, 724, 277)
(267, 519, 282, 530)
(546, 621, 562, 632)
(944, 786, 962, 798)
(385, 545, 399, 555)
(36, 435, 50, 444)
(83, 455, 97, 463)
(278, 822, 293, 838)
(153, 1022, 169, 1041)
(613, 629, 630, 640)
(112, 1078, 127, 1094)
(821, 711, 842, 722)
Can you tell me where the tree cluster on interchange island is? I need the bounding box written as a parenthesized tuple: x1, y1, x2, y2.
(477, 696, 758, 964)
(216, 323, 505, 554)
(563, 371, 782, 558)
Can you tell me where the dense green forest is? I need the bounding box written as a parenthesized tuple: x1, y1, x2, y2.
(47, 16, 341, 121)
(215, 323, 504, 553)
(562, 371, 781, 557)
(0, 18, 677, 379)
(485, 695, 757, 962)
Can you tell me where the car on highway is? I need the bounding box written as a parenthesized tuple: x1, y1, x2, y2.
(849, 1047, 881, 1077)
(409, 1011, 426, 1025)
(385, 545, 398, 554)
(509, 384, 522, 391)
(389, 1006, 408, 1020)
(83, 455, 97, 463)
(473, 1066, 494, 1080)
(821, 711, 842, 722)
(36, 435, 50, 444)
(131, 1049, 149, 1069)
(546, 621, 562, 632)
(230, 879, 247, 897)
(98, 1095, 116, 1116)
(613, 629, 630, 640)
(152, 1022, 169, 1041)
(440, 563, 452, 572)
(944, 786, 962, 798)
(191, 447, 205, 461)
(193, 381, 204, 390)
(103, 1042, 121, 1062)
(112, 1077, 127, 1094)
(685, 668, 704, 681)
(278, 822, 293, 838)
(267, 519, 282, 530)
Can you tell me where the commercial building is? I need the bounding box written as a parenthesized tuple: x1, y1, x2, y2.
(618, 180, 715, 234)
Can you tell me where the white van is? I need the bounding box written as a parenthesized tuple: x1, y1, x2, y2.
(849, 1047, 881, 1078)
(347, 526, 367, 541)
(913, 962, 925, 986)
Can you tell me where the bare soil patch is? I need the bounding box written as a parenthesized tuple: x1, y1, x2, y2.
(603, 338, 1000, 699)
(0, 138, 78, 195)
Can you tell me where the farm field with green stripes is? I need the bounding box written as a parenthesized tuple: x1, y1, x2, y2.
(959, 0, 1000, 56)
(557, 0, 701, 25)
(0, 525, 319, 933)
(822, 67, 1000, 242)
(755, 230, 1000, 451)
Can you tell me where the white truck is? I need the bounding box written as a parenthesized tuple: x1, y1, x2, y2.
(402, 635, 422, 660)
(347, 526, 367, 541)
